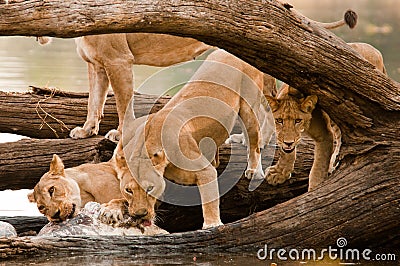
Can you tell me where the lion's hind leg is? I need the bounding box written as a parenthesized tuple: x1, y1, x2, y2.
(70, 63, 110, 139)
(104, 62, 134, 142)
(306, 109, 335, 191)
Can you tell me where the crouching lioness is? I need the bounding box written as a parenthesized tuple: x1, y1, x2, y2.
(264, 41, 387, 191)
(28, 155, 122, 222)
(100, 49, 270, 229)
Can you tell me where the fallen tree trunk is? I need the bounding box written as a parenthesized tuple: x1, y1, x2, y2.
(0, 87, 168, 139)
(0, 137, 116, 190)
(1, 146, 398, 260)
(0, 0, 399, 260)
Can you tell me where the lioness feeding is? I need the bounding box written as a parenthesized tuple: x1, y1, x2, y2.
(100, 49, 271, 229)
(28, 154, 122, 222)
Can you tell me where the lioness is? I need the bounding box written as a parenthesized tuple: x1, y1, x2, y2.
(264, 41, 387, 191)
(28, 154, 122, 222)
(100, 49, 271, 229)
(348, 42, 386, 74)
(39, 34, 211, 142)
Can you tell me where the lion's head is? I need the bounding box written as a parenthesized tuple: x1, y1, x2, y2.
(266, 86, 318, 153)
(114, 139, 166, 227)
(27, 154, 81, 222)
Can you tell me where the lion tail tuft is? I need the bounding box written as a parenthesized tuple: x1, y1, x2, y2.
(344, 10, 358, 29)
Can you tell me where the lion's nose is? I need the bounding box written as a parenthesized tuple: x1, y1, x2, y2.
(133, 208, 148, 218)
(284, 141, 294, 147)
(51, 209, 61, 220)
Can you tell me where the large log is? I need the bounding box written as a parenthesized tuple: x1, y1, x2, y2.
(0, 87, 168, 139)
(0, 137, 116, 190)
(0, 146, 398, 261)
(0, 0, 399, 260)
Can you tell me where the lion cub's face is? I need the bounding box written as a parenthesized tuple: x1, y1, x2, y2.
(114, 144, 165, 227)
(266, 94, 318, 153)
(27, 155, 81, 222)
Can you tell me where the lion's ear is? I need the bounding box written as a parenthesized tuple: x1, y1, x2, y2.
(27, 191, 36, 203)
(114, 141, 128, 171)
(265, 95, 279, 112)
(151, 149, 167, 166)
(301, 95, 318, 113)
(49, 154, 65, 176)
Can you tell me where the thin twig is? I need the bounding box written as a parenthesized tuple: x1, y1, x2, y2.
(35, 87, 70, 138)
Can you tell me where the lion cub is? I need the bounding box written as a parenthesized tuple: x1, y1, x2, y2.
(265, 85, 341, 191)
(264, 41, 387, 191)
(28, 155, 122, 222)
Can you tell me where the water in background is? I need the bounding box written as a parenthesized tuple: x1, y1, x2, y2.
(0, 0, 399, 93)
(0, 37, 165, 93)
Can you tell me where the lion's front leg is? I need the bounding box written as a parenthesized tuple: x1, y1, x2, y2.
(98, 198, 128, 226)
(266, 148, 296, 186)
(196, 166, 223, 229)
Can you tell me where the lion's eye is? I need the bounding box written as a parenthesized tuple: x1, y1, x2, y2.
(146, 186, 154, 193)
(125, 187, 133, 194)
(275, 118, 283, 124)
(295, 119, 302, 124)
(48, 186, 55, 197)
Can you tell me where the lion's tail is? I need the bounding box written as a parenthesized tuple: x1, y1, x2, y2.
(311, 10, 358, 30)
(36, 37, 53, 46)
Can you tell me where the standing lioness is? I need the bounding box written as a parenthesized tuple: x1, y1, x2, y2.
(101, 49, 269, 229)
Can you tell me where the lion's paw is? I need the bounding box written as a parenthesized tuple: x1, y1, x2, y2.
(265, 165, 291, 186)
(225, 133, 246, 146)
(245, 168, 264, 181)
(202, 221, 223, 229)
(70, 126, 95, 139)
(105, 129, 121, 143)
(98, 200, 126, 226)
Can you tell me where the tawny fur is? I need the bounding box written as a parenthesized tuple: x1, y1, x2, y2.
(59, 34, 211, 142)
(28, 154, 122, 222)
(100, 50, 275, 229)
(264, 41, 387, 191)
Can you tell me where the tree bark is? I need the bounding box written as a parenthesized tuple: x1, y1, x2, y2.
(0, 148, 398, 259)
(0, 0, 399, 260)
(0, 136, 116, 190)
(0, 87, 168, 139)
